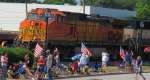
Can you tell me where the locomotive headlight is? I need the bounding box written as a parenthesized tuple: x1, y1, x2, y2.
(31, 20, 35, 26)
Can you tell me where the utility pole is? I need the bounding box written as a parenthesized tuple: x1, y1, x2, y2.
(139, 21, 144, 55)
(45, 12, 49, 50)
(136, 21, 144, 56)
(45, 17, 48, 50)
(83, 0, 85, 14)
(25, 0, 28, 18)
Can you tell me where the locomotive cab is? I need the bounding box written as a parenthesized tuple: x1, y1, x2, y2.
(19, 9, 55, 41)
(17, 8, 66, 48)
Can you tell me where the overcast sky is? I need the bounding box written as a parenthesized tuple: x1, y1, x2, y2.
(36, 0, 45, 3)
(75, 0, 80, 5)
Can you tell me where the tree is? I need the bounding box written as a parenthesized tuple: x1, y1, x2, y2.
(0, 0, 36, 3)
(44, 0, 76, 5)
(136, 0, 150, 19)
(44, 0, 64, 4)
(64, 0, 76, 5)
(81, 0, 136, 10)
(112, 0, 136, 10)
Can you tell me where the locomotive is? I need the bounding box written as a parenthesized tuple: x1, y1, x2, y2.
(17, 8, 124, 49)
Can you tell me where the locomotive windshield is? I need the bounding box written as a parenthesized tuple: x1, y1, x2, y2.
(28, 13, 37, 20)
(39, 14, 54, 21)
(39, 14, 46, 21)
(28, 13, 54, 21)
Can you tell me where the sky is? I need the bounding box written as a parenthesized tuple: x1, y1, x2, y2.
(75, 0, 81, 5)
(36, 0, 45, 3)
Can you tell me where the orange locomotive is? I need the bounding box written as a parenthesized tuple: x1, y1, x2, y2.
(18, 8, 123, 48)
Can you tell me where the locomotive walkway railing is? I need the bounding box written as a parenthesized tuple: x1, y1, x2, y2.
(48, 40, 125, 47)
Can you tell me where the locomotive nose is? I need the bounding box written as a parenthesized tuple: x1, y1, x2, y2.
(35, 22, 39, 26)
(30, 20, 46, 29)
(30, 20, 40, 26)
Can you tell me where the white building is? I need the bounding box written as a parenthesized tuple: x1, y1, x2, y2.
(0, 2, 136, 31)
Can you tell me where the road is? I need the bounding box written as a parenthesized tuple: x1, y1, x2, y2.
(56, 73, 150, 80)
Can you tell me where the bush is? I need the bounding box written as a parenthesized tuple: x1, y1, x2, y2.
(0, 48, 34, 65)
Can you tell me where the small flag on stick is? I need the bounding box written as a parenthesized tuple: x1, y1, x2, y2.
(34, 43, 43, 57)
(120, 46, 125, 60)
(81, 43, 92, 57)
(144, 47, 150, 52)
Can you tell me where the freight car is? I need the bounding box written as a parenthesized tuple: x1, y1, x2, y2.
(17, 8, 124, 48)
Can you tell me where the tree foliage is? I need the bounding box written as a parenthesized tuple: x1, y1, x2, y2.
(0, 0, 77, 5)
(0, 0, 36, 3)
(0, 48, 33, 64)
(44, 0, 76, 5)
(136, 0, 150, 19)
(64, 0, 76, 5)
(81, 0, 136, 10)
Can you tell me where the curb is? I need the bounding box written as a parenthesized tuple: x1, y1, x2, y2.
(54, 72, 133, 79)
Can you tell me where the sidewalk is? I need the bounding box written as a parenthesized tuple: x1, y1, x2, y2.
(55, 73, 150, 80)
(55, 72, 131, 79)
(54, 65, 150, 79)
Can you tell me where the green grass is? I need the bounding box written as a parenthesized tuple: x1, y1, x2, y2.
(0, 47, 33, 63)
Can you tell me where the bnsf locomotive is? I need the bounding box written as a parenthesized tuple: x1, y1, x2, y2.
(18, 8, 124, 48)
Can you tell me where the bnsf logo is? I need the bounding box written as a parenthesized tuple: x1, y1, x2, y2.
(20, 26, 46, 41)
(21, 26, 46, 34)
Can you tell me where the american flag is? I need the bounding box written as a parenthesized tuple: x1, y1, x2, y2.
(81, 43, 92, 57)
(120, 46, 125, 60)
(144, 47, 150, 52)
(34, 43, 43, 57)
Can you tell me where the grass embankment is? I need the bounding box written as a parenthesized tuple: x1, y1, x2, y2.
(0, 48, 33, 64)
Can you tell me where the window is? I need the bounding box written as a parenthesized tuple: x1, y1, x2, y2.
(40, 13, 54, 21)
(47, 14, 54, 20)
(39, 14, 46, 21)
(28, 13, 37, 20)
(28, 13, 54, 21)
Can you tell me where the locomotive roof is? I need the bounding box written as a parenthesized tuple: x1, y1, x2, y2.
(28, 8, 150, 29)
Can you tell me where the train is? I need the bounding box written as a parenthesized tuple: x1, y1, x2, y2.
(17, 8, 126, 49)
(11, 8, 150, 60)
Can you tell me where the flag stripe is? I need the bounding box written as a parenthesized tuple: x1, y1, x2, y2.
(34, 43, 43, 57)
(120, 46, 125, 60)
(144, 47, 150, 52)
(81, 43, 92, 57)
